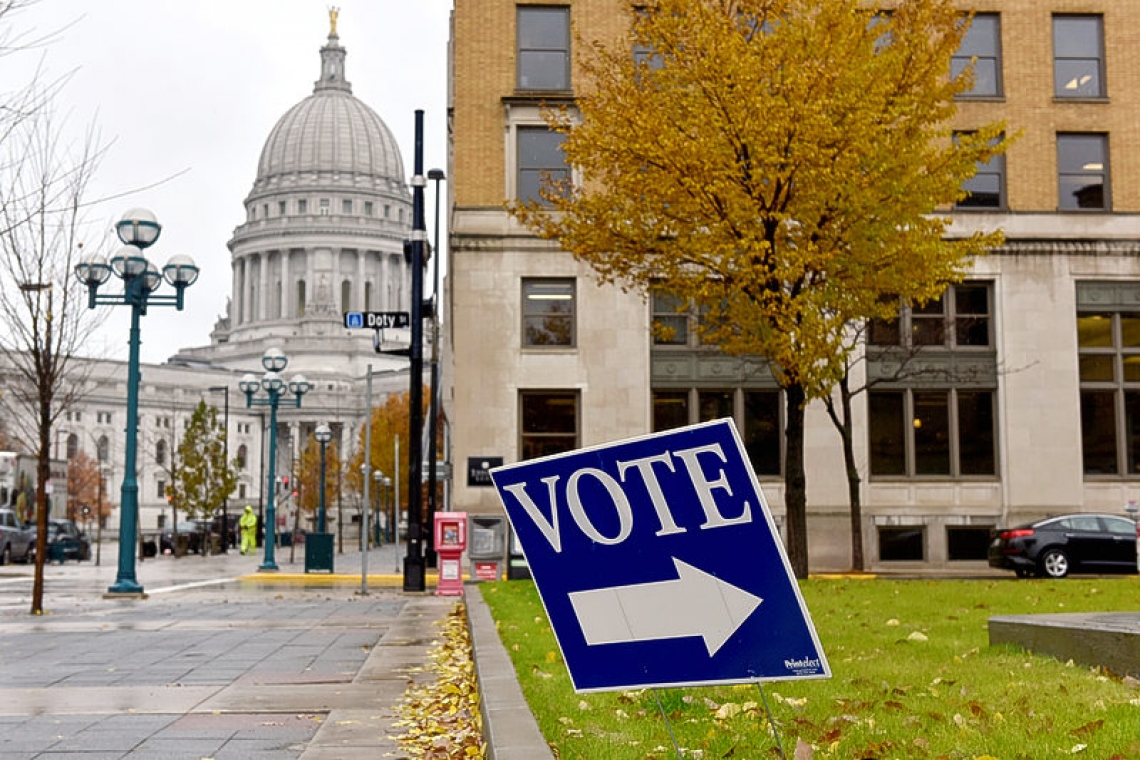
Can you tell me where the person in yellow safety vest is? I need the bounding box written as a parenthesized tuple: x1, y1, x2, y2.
(240, 505, 257, 555)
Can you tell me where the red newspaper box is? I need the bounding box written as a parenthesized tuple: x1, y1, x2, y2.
(434, 512, 467, 596)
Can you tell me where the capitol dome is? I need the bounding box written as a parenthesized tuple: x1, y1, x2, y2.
(181, 20, 413, 378)
(249, 30, 406, 197)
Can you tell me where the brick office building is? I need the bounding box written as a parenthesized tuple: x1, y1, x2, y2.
(444, 1, 1140, 572)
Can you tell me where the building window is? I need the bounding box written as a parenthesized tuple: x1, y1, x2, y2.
(878, 526, 925, 561)
(298, 199, 308, 214)
(364, 201, 374, 217)
(1053, 15, 1104, 98)
(952, 13, 1002, 97)
(870, 283, 992, 349)
(946, 526, 992, 561)
(869, 389, 996, 477)
(384, 204, 390, 219)
(517, 5, 570, 91)
(239, 484, 247, 500)
(520, 391, 578, 460)
(652, 290, 689, 345)
(342, 199, 352, 215)
(319, 198, 330, 215)
(66, 434, 78, 459)
(522, 279, 575, 347)
(66, 411, 82, 422)
(279, 201, 286, 215)
(652, 391, 689, 432)
(237, 444, 248, 470)
(297, 280, 307, 317)
(97, 411, 112, 424)
(365, 282, 373, 311)
(97, 436, 109, 463)
(157, 479, 166, 500)
(651, 388, 782, 477)
(1057, 133, 1109, 211)
(517, 127, 568, 205)
(156, 439, 167, 467)
(262, 204, 269, 219)
(955, 132, 1005, 209)
(341, 279, 352, 312)
(1077, 306, 1140, 475)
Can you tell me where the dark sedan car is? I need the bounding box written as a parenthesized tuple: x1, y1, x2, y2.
(988, 513, 1139, 578)
(26, 519, 92, 563)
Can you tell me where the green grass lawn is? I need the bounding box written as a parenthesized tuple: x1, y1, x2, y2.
(480, 576, 1140, 759)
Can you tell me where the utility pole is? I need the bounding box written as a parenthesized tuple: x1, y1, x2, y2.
(403, 110, 428, 592)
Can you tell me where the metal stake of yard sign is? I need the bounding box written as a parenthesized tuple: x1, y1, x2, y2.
(757, 682, 788, 759)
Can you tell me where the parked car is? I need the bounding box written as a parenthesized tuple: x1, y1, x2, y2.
(26, 519, 92, 563)
(0, 508, 33, 565)
(988, 513, 1139, 578)
(160, 520, 211, 555)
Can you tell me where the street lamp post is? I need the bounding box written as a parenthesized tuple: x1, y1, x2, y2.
(314, 424, 332, 534)
(239, 348, 310, 572)
(207, 386, 230, 552)
(426, 167, 445, 569)
(74, 208, 199, 596)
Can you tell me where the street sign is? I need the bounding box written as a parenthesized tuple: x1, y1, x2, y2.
(491, 419, 829, 693)
(343, 311, 410, 330)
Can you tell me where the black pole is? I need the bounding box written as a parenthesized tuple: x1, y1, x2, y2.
(425, 167, 445, 569)
(404, 109, 427, 592)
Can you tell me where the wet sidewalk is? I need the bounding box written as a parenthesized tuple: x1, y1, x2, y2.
(0, 541, 457, 759)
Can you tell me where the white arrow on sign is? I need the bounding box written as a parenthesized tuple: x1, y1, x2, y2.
(568, 558, 762, 656)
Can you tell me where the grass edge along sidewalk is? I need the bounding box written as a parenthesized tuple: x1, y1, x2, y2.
(480, 577, 1140, 759)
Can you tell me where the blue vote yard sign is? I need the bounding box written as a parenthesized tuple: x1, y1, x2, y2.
(490, 418, 830, 693)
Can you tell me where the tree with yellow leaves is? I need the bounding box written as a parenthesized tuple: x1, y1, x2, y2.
(513, 0, 1009, 577)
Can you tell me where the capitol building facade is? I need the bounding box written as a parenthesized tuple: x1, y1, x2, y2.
(25, 24, 415, 537)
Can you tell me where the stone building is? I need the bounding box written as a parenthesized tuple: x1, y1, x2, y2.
(445, 1, 1140, 572)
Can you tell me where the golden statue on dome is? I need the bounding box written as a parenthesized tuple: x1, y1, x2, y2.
(329, 6, 340, 36)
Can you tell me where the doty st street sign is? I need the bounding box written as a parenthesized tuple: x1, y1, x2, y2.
(342, 311, 410, 330)
(491, 419, 830, 693)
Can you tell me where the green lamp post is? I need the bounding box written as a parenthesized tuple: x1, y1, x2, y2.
(74, 208, 199, 596)
(239, 348, 310, 572)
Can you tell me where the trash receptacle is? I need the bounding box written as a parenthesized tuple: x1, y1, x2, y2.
(468, 515, 506, 581)
(304, 532, 334, 573)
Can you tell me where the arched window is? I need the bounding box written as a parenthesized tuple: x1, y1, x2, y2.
(236, 444, 248, 470)
(341, 279, 352, 312)
(66, 433, 79, 459)
(156, 439, 167, 466)
(297, 279, 307, 317)
(97, 436, 109, 463)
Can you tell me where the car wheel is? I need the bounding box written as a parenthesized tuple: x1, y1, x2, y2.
(1039, 548, 1070, 579)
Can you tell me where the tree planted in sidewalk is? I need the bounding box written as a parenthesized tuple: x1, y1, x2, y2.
(168, 401, 237, 553)
(512, 0, 1008, 577)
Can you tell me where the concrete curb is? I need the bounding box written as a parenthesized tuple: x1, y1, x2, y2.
(466, 583, 556, 760)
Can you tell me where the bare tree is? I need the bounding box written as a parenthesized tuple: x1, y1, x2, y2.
(0, 86, 108, 614)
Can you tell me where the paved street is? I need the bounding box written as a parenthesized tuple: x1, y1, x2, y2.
(0, 540, 455, 759)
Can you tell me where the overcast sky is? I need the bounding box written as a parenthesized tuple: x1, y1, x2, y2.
(4, 0, 451, 366)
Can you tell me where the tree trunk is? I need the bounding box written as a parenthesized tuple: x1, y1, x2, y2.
(838, 377, 864, 572)
(783, 381, 809, 579)
(30, 392, 51, 615)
